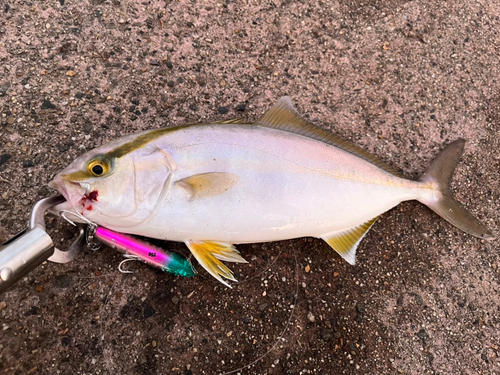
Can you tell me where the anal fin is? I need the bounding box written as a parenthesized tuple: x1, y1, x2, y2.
(185, 240, 248, 287)
(321, 217, 378, 265)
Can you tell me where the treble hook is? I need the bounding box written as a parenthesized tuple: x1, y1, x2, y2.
(118, 254, 140, 274)
(59, 209, 96, 227)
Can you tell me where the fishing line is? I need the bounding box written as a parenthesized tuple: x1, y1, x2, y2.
(59, 207, 299, 373)
(48, 206, 133, 371)
(99, 270, 122, 374)
(240, 247, 285, 283)
(219, 252, 299, 375)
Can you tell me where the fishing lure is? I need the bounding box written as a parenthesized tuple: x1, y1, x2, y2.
(90, 226, 196, 277)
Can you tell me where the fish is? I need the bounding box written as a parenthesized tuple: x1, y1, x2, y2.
(49, 97, 495, 286)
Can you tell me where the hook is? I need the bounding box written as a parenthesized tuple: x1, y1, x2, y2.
(59, 209, 96, 227)
(118, 255, 140, 274)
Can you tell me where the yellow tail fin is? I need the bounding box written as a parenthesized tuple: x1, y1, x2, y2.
(418, 139, 494, 240)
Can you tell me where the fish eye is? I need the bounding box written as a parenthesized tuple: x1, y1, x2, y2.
(87, 157, 110, 177)
(92, 164, 104, 175)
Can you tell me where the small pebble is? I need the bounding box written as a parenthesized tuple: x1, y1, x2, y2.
(24, 306, 40, 316)
(23, 160, 35, 168)
(0, 154, 11, 166)
(307, 311, 315, 322)
(320, 328, 333, 341)
(0, 82, 11, 96)
(166, 61, 173, 69)
(218, 106, 229, 114)
(197, 76, 206, 86)
(41, 100, 56, 109)
(356, 304, 366, 314)
(143, 305, 155, 318)
(54, 274, 72, 288)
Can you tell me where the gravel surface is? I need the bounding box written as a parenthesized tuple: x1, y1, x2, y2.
(1, 0, 499, 374)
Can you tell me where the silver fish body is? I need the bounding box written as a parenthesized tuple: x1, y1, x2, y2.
(50, 97, 495, 286)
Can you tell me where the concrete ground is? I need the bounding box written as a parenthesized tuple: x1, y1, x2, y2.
(0, 0, 499, 374)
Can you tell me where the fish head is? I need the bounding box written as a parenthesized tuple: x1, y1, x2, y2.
(49, 133, 174, 226)
(49, 150, 136, 219)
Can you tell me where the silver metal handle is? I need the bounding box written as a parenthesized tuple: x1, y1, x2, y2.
(0, 227, 54, 293)
(0, 195, 69, 294)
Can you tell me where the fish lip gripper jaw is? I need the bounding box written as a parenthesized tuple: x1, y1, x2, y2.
(0, 195, 84, 294)
(0, 195, 196, 294)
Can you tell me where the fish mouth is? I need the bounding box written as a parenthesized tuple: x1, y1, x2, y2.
(48, 175, 89, 209)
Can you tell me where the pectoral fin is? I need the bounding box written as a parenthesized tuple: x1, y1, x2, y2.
(185, 240, 248, 287)
(322, 217, 378, 265)
(176, 172, 240, 200)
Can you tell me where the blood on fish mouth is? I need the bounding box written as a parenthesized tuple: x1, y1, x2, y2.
(80, 190, 98, 211)
(86, 190, 98, 201)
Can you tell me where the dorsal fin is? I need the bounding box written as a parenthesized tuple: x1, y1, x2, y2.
(255, 97, 401, 176)
(213, 118, 246, 124)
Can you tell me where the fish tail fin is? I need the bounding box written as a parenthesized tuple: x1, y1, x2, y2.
(418, 139, 495, 240)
